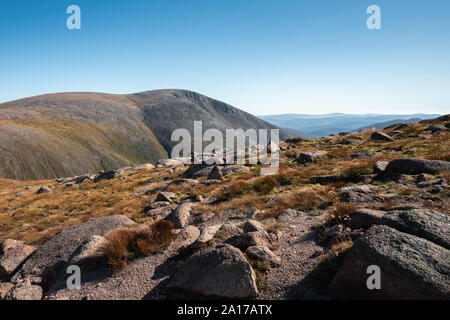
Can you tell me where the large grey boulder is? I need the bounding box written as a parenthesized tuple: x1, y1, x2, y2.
(0, 239, 36, 277)
(169, 226, 200, 252)
(245, 246, 281, 267)
(425, 124, 446, 133)
(12, 215, 134, 286)
(67, 235, 108, 269)
(0, 282, 14, 300)
(381, 209, 450, 249)
(329, 225, 450, 299)
(349, 209, 385, 229)
(93, 169, 124, 183)
(36, 186, 52, 194)
(371, 131, 394, 142)
(295, 150, 327, 164)
(165, 204, 193, 229)
(340, 185, 376, 203)
(191, 225, 221, 248)
(384, 158, 450, 175)
(225, 231, 272, 251)
(168, 245, 258, 298)
(6, 280, 43, 300)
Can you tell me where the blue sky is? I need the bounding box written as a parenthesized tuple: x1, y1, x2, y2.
(0, 0, 449, 115)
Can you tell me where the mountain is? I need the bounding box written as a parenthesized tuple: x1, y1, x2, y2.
(0, 89, 294, 180)
(259, 113, 441, 137)
(354, 118, 423, 131)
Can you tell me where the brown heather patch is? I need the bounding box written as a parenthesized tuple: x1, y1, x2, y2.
(102, 220, 174, 271)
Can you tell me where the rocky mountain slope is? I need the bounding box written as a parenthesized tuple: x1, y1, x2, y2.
(0, 90, 294, 180)
(0, 115, 448, 300)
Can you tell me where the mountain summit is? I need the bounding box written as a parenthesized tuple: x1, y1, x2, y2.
(0, 89, 294, 180)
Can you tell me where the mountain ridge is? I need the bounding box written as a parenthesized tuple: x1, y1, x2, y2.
(0, 89, 295, 180)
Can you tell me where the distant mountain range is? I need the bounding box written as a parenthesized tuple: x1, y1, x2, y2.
(0, 89, 295, 180)
(259, 113, 441, 138)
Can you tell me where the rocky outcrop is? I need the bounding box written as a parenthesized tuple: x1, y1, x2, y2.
(295, 150, 327, 164)
(0, 239, 36, 277)
(329, 225, 449, 300)
(371, 131, 394, 142)
(245, 246, 281, 267)
(36, 186, 52, 194)
(340, 185, 377, 203)
(94, 169, 124, 183)
(165, 204, 193, 229)
(168, 245, 258, 298)
(384, 158, 450, 175)
(381, 209, 450, 249)
(12, 215, 134, 286)
(5, 280, 43, 300)
(226, 231, 272, 251)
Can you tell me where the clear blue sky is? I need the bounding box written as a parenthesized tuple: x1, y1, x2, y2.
(0, 0, 449, 115)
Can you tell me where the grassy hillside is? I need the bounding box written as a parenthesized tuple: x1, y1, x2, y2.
(0, 90, 294, 180)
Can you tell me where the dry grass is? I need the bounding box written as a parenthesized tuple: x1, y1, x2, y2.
(102, 220, 174, 271)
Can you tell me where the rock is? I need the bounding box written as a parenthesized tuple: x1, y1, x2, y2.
(12, 215, 134, 286)
(155, 192, 175, 203)
(221, 165, 250, 176)
(155, 158, 189, 167)
(168, 245, 257, 298)
(6, 281, 43, 300)
(36, 186, 52, 194)
(93, 169, 124, 183)
(74, 174, 91, 184)
(416, 173, 430, 182)
(329, 225, 450, 299)
(417, 178, 447, 188)
(67, 235, 108, 269)
(243, 219, 265, 233)
(295, 150, 327, 164)
(225, 231, 272, 251)
(245, 246, 281, 267)
(169, 226, 200, 251)
(219, 223, 241, 235)
(0, 240, 36, 277)
(311, 175, 343, 185)
(373, 161, 389, 174)
(0, 282, 14, 300)
(425, 124, 446, 133)
(165, 204, 193, 229)
(145, 201, 171, 210)
(180, 195, 204, 204)
(276, 209, 301, 223)
(445, 123, 450, 129)
(207, 166, 223, 181)
(182, 163, 212, 178)
(337, 138, 359, 145)
(350, 153, 375, 160)
(195, 211, 215, 223)
(371, 131, 394, 142)
(385, 158, 450, 175)
(191, 225, 222, 248)
(381, 209, 450, 249)
(323, 224, 347, 240)
(340, 185, 376, 202)
(349, 209, 385, 229)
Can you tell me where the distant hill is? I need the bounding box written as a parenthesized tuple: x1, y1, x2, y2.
(259, 113, 441, 137)
(354, 118, 423, 131)
(0, 90, 294, 180)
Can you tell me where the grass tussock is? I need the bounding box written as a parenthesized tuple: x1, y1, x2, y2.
(102, 220, 174, 270)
